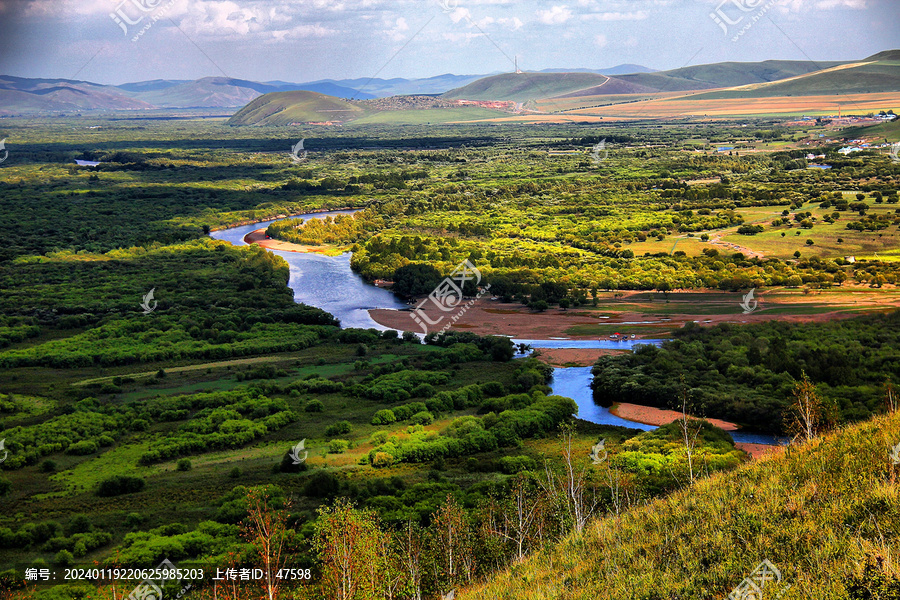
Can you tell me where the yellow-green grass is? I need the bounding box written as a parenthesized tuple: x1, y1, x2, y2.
(461, 410, 900, 600)
(350, 107, 511, 125)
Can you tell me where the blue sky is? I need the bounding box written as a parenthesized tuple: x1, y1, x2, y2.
(0, 0, 896, 84)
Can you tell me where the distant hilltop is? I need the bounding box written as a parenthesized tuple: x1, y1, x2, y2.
(2, 51, 897, 118)
(226, 50, 900, 126)
(0, 65, 655, 115)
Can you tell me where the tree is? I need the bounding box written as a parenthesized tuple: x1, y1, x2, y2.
(394, 521, 426, 600)
(486, 473, 543, 563)
(244, 488, 291, 600)
(392, 263, 443, 298)
(785, 372, 823, 442)
(430, 495, 474, 593)
(674, 377, 704, 485)
(885, 378, 897, 413)
(541, 423, 600, 534)
(315, 498, 384, 600)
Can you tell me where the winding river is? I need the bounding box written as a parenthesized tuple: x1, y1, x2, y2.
(212, 211, 777, 446)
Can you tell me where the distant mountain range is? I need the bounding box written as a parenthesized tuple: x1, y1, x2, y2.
(444, 53, 900, 102)
(4, 52, 898, 116)
(0, 64, 655, 115)
(227, 50, 900, 126)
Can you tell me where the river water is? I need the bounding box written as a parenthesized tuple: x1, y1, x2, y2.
(212, 211, 777, 445)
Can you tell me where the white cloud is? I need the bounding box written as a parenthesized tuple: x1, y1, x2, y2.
(586, 10, 649, 21)
(594, 33, 607, 47)
(497, 16, 524, 30)
(536, 5, 572, 24)
(384, 16, 409, 42)
(814, 0, 867, 8)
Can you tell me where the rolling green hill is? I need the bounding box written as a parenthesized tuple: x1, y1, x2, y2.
(690, 59, 900, 100)
(461, 410, 900, 599)
(441, 72, 610, 102)
(226, 90, 369, 126)
(616, 59, 846, 92)
(841, 115, 900, 141)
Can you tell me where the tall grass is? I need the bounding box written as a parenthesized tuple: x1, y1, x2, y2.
(462, 411, 900, 599)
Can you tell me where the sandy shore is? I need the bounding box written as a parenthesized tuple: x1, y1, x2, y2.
(533, 348, 629, 367)
(610, 402, 783, 459)
(370, 298, 656, 340)
(367, 293, 882, 341)
(611, 402, 739, 431)
(244, 228, 337, 254)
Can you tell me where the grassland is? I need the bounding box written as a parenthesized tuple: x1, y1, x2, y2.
(461, 410, 900, 600)
(0, 114, 898, 599)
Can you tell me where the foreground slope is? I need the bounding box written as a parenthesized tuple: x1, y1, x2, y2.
(462, 411, 900, 599)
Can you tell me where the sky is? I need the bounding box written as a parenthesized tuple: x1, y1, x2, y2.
(0, 0, 896, 85)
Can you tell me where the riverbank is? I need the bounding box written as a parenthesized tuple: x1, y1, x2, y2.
(610, 402, 782, 459)
(368, 291, 896, 341)
(533, 348, 630, 367)
(369, 298, 670, 340)
(243, 228, 345, 256)
(209, 206, 361, 232)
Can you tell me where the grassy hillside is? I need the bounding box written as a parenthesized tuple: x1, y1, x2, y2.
(841, 116, 900, 141)
(442, 73, 609, 102)
(462, 410, 900, 599)
(692, 60, 900, 100)
(618, 60, 845, 92)
(227, 90, 369, 125)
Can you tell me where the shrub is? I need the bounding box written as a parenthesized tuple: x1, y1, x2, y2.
(125, 513, 145, 529)
(480, 381, 507, 397)
(66, 440, 98, 456)
(176, 459, 192, 472)
(279, 451, 309, 473)
(325, 421, 351, 437)
(228, 467, 242, 479)
(304, 400, 324, 412)
(96, 475, 145, 497)
(372, 452, 394, 468)
(39, 460, 57, 473)
(328, 439, 350, 454)
(371, 409, 396, 426)
(410, 411, 434, 426)
(54, 550, 74, 566)
(499, 455, 538, 474)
